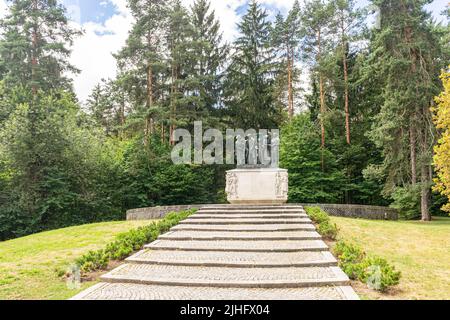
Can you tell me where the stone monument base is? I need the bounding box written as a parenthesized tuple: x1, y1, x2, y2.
(226, 168, 288, 205)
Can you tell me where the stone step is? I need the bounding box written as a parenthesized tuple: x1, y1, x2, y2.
(171, 223, 317, 232)
(158, 230, 322, 241)
(145, 239, 328, 252)
(100, 264, 350, 288)
(197, 209, 306, 214)
(180, 218, 312, 225)
(190, 214, 308, 219)
(72, 282, 359, 300)
(126, 250, 337, 267)
(72, 202, 360, 300)
(202, 206, 304, 210)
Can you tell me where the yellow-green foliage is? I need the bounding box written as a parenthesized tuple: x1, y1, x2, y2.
(433, 66, 450, 213)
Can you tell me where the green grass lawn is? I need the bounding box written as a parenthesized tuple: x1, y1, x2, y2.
(0, 220, 152, 300)
(330, 216, 450, 300)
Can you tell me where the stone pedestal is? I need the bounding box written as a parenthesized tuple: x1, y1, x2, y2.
(225, 168, 288, 205)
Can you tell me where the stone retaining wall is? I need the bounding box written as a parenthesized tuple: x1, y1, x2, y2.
(126, 203, 398, 221)
(298, 203, 398, 220)
(126, 205, 207, 220)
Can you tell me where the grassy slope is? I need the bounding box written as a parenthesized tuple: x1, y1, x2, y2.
(0, 220, 151, 300)
(331, 216, 450, 300)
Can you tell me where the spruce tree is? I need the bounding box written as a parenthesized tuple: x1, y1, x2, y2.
(224, 0, 280, 129)
(166, 0, 193, 143)
(86, 78, 127, 138)
(368, 0, 446, 220)
(189, 0, 227, 124)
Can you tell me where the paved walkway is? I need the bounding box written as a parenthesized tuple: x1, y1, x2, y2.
(72, 205, 359, 300)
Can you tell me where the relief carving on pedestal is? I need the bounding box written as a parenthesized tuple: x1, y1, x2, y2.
(276, 172, 289, 198)
(226, 172, 239, 199)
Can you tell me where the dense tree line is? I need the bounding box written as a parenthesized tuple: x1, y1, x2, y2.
(0, 0, 448, 240)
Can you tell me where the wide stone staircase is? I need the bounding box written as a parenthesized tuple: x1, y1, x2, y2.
(72, 205, 359, 300)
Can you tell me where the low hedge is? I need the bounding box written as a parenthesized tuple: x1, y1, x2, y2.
(305, 206, 338, 240)
(305, 206, 401, 292)
(75, 209, 195, 273)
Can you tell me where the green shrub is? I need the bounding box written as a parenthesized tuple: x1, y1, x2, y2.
(318, 221, 339, 241)
(333, 240, 401, 291)
(75, 209, 195, 273)
(333, 241, 365, 264)
(333, 241, 365, 279)
(75, 250, 109, 273)
(305, 207, 330, 224)
(357, 256, 401, 292)
(305, 207, 337, 240)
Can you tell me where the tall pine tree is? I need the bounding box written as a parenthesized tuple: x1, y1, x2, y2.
(302, 0, 335, 167)
(116, 0, 169, 142)
(0, 0, 80, 95)
(272, 0, 302, 120)
(331, 0, 365, 145)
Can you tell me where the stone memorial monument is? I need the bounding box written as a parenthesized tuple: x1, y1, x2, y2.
(225, 131, 288, 205)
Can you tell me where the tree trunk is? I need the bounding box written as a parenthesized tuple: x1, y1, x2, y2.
(317, 29, 326, 170)
(419, 107, 431, 221)
(31, 0, 38, 96)
(410, 125, 417, 185)
(341, 19, 350, 145)
(145, 64, 154, 144)
(404, 21, 419, 187)
(287, 50, 294, 120)
(170, 62, 177, 145)
(120, 97, 125, 140)
(421, 163, 431, 221)
(319, 75, 326, 148)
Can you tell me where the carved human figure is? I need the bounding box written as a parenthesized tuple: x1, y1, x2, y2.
(276, 172, 288, 198)
(226, 173, 238, 199)
(235, 134, 246, 166)
(271, 133, 280, 168)
(280, 173, 288, 197)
